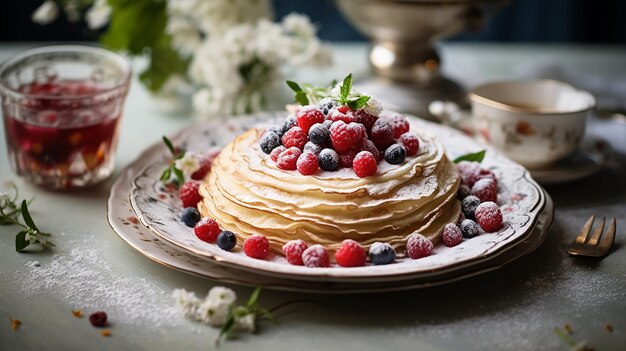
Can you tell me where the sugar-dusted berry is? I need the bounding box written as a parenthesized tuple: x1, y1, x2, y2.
(280, 115, 297, 135)
(302, 244, 330, 267)
(461, 195, 481, 220)
(339, 149, 357, 169)
(330, 120, 365, 153)
(308, 122, 330, 144)
(355, 109, 378, 132)
(328, 106, 357, 124)
(353, 151, 377, 178)
(303, 141, 322, 155)
(386, 113, 410, 138)
(282, 126, 308, 150)
(406, 233, 433, 259)
(398, 133, 419, 156)
(471, 178, 498, 203)
(370, 118, 395, 149)
(358, 138, 381, 161)
(190, 154, 213, 180)
(270, 145, 286, 162)
(318, 148, 339, 171)
(296, 105, 325, 133)
(459, 219, 480, 238)
(260, 131, 281, 154)
(276, 147, 302, 170)
(456, 161, 497, 187)
(442, 223, 463, 247)
(335, 239, 367, 267)
(369, 242, 396, 265)
(194, 218, 221, 243)
(282, 239, 308, 266)
(243, 234, 270, 259)
(297, 151, 319, 175)
(475, 201, 503, 232)
(457, 184, 471, 200)
(318, 97, 338, 115)
(179, 181, 202, 208)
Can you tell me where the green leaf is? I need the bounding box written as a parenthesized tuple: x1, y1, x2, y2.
(172, 167, 185, 186)
(162, 136, 176, 155)
(21, 200, 38, 231)
(247, 287, 262, 309)
(139, 38, 189, 92)
(160, 167, 172, 182)
(453, 150, 486, 164)
(340, 73, 353, 101)
(347, 95, 370, 110)
(295, 91, 309, 106)
(15, 230, 29, 252)
(217, 314, 236, 346)
(286, 80, 302, 93)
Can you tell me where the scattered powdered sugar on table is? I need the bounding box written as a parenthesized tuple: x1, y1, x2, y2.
(16, 235, 179, 327)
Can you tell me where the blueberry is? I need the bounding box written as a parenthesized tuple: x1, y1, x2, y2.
(217, 230, 237, 251)
(259, 131, 281, 154)
(369, 242, 396, 265)
(459, 219, 481, 238)
(318, 97, 338, 115)
(280, 115, 297, 135)
(304, 141, 322, 155)
(308, 123, 330, 144)
(181, 207, 201, 227)
(384, 143, 406, 164)
(318, 148, 339, 171)
(268, 125, 283, 137)
(461, 195, 481, 219)
(457, 184, 471, 200)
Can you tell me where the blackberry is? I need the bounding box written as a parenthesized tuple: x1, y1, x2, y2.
(457, 184, 471, 200)
(304, 141, 322, 155)
(459, 219, 481, 238)
(369, 242, 396, 265)
(308, 123, 330, 144)
(267, 125, 283, 137)
(217, 231, 237, 251)
(259, 131, 281, 154)
(318, 148, 339, 171)
(461, 195, 481, 220)
(318, 97, 338, 115)
(384, 144, 406, 164)
(280, 115, 297, 135)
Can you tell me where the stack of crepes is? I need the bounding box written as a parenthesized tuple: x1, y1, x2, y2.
(199, 128, 461, 253)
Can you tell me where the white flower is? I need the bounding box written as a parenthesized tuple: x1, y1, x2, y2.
(32, 1, 59, 25)
(364, 97, 383, 116)
(175, 152, 200, 176)
(282, 13, 316, 39)
(85, 0, 111, 29)
(207, 286, 237, 305)
(167, 18, 203, 56)
(195, 286, 237, 327)
(25, 230, 39, 244)
(235, 313, 256, 332)
(0, 192, 9, 207)
(172, 288, 201, 320)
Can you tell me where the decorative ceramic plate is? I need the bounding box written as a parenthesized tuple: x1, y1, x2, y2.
(126, 113, 546, 282)
(108, 155, 554, 293)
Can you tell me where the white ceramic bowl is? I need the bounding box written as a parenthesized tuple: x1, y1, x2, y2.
(469, 80, 596, 168)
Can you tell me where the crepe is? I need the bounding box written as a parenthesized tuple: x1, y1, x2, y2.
(199, 128, 461, 253)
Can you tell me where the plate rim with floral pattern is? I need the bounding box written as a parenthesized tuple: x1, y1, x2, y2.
(128, 112, 546, 281)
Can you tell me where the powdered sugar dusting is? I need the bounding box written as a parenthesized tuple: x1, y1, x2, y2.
(16, 235, 179, 327)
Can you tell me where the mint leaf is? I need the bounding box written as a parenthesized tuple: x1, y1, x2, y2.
(295, 91, 309, 105)
(347, 95, 370, 110)
(162, 136, 176, 155)
(286, 80, 302, 93)
(15, 230, 29, 252)
(21, 200, 38, 231)
(247, 286, 261, 308)
(453, 150, 486, 163)
(160, 167, 172, 182)
(340, 73, 353, 102)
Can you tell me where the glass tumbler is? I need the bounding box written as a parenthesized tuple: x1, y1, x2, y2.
(0, 45, 131, 188)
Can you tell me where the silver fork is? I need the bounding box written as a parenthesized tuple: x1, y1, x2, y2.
(568, 215, 617, 257)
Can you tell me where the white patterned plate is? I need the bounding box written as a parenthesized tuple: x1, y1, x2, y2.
(128, 113, 545, 282)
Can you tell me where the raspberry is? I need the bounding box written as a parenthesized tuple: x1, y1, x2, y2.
(369, 242, 396, 265)
(328, 106, 357, 124)
(243, 234, 270, 259)
(471, 178, 498, 203)
(89, 311, 108, 327)
(456, 161, 497, 187)
(339, 149, 357, 168)
(302, 244, 330, 267)
(460, 219, 481, 238)
(353, 151, 377, 178)
(398, 133, 419, 156)
(406, 233, 433, 259)
(335, 239, 366, 267)
(190, 154, 213, 180)
(384, 143, 406, 165)
(355, 109, 378, 132)
(270, 145, 286, 162)
(386, 113, 410, 138)
(475, 201, 503, 232)
(308, 123, 330, 144)
(260, 131, 281, 154)
(296, 105, 325, 133)
(318, 148, 339, 171)
(330, 120, 365, 153)
(303, 141, 322, 155)
(282, 239, 308, 265)
(282, 126, 308, 149)
(297, 151, 319, 175)
(441, 223, 463, 247)
(194, 218, 221, 243)
(276, 147, 302, 170)
(179, 181, 202, 208)
(370, 119, 395, 149)
(461, 195, 481, 220)
(358, 138, 381, 161)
